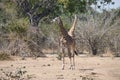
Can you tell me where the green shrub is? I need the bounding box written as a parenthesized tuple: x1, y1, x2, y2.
(0, 51, 11, 60)
(7, 18, 28, 33)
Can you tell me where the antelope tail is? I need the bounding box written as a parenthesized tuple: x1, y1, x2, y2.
(74, 50, 78, 56)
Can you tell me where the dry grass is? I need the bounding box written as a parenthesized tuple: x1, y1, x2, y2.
(0, 51, 11, 60)
(0, 54, 120, 80)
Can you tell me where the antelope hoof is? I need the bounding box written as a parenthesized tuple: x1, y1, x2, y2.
(69, 65, 73, 70)
(69, 65, 75, 70)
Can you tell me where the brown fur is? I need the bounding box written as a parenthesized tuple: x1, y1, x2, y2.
(53, 15, 78, 70)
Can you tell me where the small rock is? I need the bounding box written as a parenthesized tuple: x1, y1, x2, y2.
(47, 64, 51, 66)
(21, 57, 26, 60)
(97, 63, 100, 65)
(91, 72, 97, 75)
(43, 72, 46, 74)
(42, 64, 46, 67)
(11, 65, 13, 67)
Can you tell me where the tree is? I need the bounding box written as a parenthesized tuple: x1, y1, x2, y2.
(76, 7, 120, 55)
(0, 0, 116, 56)
(14, 0, 115, 25)
(15, 0, 56, 27)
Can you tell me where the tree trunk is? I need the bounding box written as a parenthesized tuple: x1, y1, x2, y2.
(91, 47, 98, 55)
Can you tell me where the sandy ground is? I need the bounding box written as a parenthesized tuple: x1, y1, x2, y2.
(0, 54, 120, 80)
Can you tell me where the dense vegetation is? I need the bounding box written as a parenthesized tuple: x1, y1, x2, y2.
(0, 0, 120, 59)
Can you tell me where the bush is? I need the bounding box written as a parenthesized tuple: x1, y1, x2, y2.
(0, 66, 33, 80)
(7, 18, 28, 33)
(0, 51, 11, 60)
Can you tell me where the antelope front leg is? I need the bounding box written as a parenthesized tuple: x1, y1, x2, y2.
(72, 55, 75, 70)
(62, 55, 65, 70)
(62, 48, 65, 70)
(69, 57, 73, 70)
(69, 57, 75, 70)
(68, 48, 73, 70)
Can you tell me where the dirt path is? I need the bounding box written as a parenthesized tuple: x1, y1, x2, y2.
(0, 54, 120, 80)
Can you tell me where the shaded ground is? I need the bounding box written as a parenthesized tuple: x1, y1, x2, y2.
(0, 54, 120, 80)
